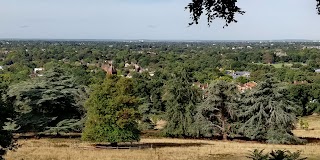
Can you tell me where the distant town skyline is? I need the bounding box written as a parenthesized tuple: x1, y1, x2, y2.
(1, 0, 320, 40)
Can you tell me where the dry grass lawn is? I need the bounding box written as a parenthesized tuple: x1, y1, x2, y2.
(294, 115, 320, 138)
(5, 115, 320, 160)
(5, 137, 320, 160)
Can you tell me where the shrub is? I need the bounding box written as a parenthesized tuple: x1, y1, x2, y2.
(247, 149, 268, 160)
(299, 119, 309, 130)
(247, 149, 307, 160)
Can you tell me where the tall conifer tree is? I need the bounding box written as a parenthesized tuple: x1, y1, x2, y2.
(197, 80, 239, 140)
(163, 69, 201, 137)
(0, 84, 14, 160)
(239, 78, 303, 144)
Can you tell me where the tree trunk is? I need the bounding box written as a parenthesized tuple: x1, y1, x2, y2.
(222, 132, 227, 141)
(303, 104, 307, 116)
(220, 112, 228, 141)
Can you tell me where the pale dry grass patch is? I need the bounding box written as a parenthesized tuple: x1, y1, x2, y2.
(5, 138, 320, 160)
(293, 129, 320, 138)
(294, 115, 320, 138)
(5, 115, 320, 160)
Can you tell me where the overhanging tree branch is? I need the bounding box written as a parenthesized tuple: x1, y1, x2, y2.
(186, 0, 320, 27)
(186, 0, 245, 27)
(317, 0, 320, 14)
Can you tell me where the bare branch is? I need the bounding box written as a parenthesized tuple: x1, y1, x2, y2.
(213, 124, 223, 131)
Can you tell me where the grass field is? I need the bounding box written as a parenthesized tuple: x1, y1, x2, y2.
(5, 116, 320, 160)
(294, 115, 320, 139)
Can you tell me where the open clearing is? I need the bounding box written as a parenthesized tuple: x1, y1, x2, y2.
(254, 62, 307, 68)
(5, 116, 320, 160)
(254, 62, 293, 68)
(293, 115, 320, 139)
(5, 138, 320, 160)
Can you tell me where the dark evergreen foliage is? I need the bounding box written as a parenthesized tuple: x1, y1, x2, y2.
(137, 102, 157, 130)
(42, 119, 84, 135)
(6, 67, 87, 132)
(0, 85, 14, 160)
(197, 80, 239, 140)
(163, 69, 201, 137)
(287, 84, 320, 116)
(239, 78, 304, 144)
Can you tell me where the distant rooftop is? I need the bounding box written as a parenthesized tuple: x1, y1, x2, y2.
(226, 70, 251, 79)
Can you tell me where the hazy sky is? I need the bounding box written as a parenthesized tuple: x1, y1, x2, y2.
(1, 0, 320, 40)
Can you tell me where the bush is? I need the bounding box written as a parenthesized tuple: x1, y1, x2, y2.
(269, 150, 306, 160)
(299, 119, 309, 130)
(247, 149, 268, 160)
(247, 149, 307, 160)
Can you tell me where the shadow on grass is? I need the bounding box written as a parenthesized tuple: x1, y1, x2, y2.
(94, 142, 210, 149)
(14, 132, 320, 144)
(303, 137, 320, 143)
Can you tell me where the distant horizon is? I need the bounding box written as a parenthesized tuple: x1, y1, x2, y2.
(1, 38, 320, 42)
(1, 0, 320, 40)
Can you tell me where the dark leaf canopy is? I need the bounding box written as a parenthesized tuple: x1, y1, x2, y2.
(186, 0, 320, 26)
(0, 86, 14, 159)
(317, 0, 320, 14)
(186, 0, 245, 27)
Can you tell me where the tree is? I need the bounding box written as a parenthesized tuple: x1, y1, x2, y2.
(239, 78, 303, 144)
(6, 67, 87, 132)
(287, 84, 311, 116)
(0, 84, 14, 160)
(82, 75, 140, 146)
(262, 53, 274, 64)
(186, 0, 245, 27)
(163, 69, 201, 137)
(236, 76, 249, 84)
(0, 104, 13, 160)
(132, 72, 165, 130)
(186, 0, 320, 26)
(197, 80, 239, 140)
(287, 83, 320, 116)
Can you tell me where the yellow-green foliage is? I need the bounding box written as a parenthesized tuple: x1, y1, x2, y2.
(299, 119, 309, 130)
(82, 75, 140, 143)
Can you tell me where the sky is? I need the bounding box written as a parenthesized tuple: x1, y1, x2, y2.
(0, 0, 320, 40)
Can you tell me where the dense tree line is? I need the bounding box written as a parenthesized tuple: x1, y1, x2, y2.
(1, 40, 320, 158)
